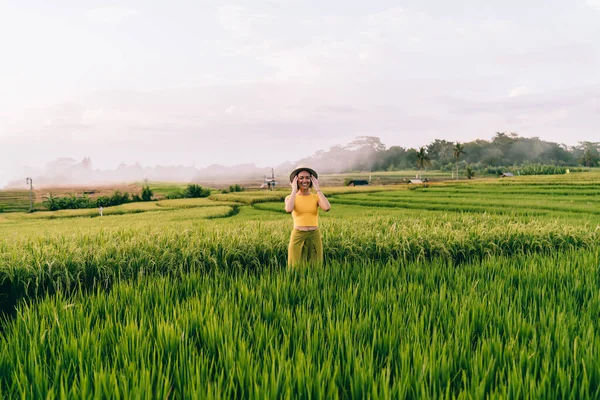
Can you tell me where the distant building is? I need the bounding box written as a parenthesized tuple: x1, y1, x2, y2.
(346, 179, 370, 187)
(500, 172, 515, 178)
(261, 168, 277, 190)
(408, 179, 423, 184)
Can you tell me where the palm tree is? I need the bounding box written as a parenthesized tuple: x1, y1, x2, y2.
(581, 149, 596, 172)
(466, 165, 475, 180)
(43, 193, 59, 211)
(416, 147, 431, 179)
(453, 142, 466, 180)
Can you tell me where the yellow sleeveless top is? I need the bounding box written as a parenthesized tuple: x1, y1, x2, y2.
(286, 193, 319, 226)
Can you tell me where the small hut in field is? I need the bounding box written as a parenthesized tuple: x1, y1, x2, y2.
(346, 179, 370, 187)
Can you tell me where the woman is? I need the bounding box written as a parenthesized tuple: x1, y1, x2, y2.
(285, 165, 331, 267)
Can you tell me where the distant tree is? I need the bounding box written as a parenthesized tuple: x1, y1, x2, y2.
(492, 132, 519, 148)
(466, 165, 475, 180)
(44, 194, 60, 211)
(141, 186, 153, 201)
(96, 196, 110, 207)
(453, 142, 466, 180)
(576, 142, 599, 172)
(580, 149, 598, 172)
(427, 139, 454, 164)
(345, 136, 387, 171)
(346, 136, 386, 152)
(184, 184, 211, 198)
(416, 147, 431, 178)
(482, 147, 504, 166)
(65, 194, 80, 209)
(228, 184, 244, 193)
(377, 146, 408, 171)
(462, 139, 487, 164)
(109, 191, 129, 206)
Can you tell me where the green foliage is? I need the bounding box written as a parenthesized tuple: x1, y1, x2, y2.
(44, 194, 92, 210)
(298, 134, 594, 174)
(96, 196, 110, 207)
(43, 191, 133, 211)
(164, 191, 184, 199)
(184, 184, 211, 198)
(1, 251, 600, 397)
(580, 148, 599, 171)
(466, 165, 475, 179)
(110, 191, 129, 205)
(219, 184, 244, 194)
(3, 181, 600, 316)
(416, 147, 431, 171)
(0, 190, 33, 212)
(141, 186, 153, 201)
(2, 174, 600, 397)
(228, 184, 244, 193)
(454, 142, 466, 179)
(165, 184, 212, 199)
(516, 164, 567, 175)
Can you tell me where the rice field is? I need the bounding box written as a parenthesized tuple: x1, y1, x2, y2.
(0, 190, 32, 213)
(1, 174, 599, 398)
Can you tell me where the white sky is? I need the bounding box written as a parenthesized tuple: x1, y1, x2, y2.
(1, 0, 599, 187)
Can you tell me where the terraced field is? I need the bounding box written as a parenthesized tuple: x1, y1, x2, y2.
(1, 174, 599, 397)
(0, 190, 32, 212)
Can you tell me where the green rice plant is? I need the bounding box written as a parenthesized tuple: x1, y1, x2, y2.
(0, 199, 241, 222)
(330, 193, 600, 217)
(1, 250, 599, 398)
(1, 207, 598, 316)
(1, 174, 600, 396)
(157, 198, 239, 208)
(146, 182, 189, 198)
(209, 191, 288, 205)
(0, 191, 33, 212)
(209, 186, 406, 205)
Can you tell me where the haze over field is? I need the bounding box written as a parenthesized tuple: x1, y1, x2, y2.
(1, 0, 599, 188)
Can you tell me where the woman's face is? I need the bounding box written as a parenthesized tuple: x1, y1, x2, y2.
(297, 171, 312, 189)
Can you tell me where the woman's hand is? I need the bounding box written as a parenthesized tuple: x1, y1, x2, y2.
(312, 177, 330, 211)
(290, 176, 298, 193)
(311, 176, 321, 191)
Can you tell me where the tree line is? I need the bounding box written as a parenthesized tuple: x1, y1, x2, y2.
(294, 133, 600, 175)
(43, 186, 155, 211)
(42, 184, 215, 211)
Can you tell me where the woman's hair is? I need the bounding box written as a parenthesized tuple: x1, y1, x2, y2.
(296, 170, 313, 188)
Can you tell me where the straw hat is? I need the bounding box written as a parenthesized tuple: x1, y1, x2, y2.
(289, 165, 318, 182)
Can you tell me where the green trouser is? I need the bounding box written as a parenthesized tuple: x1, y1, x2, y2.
(287, 229, 323, 267)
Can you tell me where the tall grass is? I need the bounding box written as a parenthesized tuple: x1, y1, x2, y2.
(1, 211, 598, 316)
(1, 250, 599, 398)
(2, 175, 600, 397)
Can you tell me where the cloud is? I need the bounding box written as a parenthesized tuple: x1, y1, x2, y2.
(366, 6, 410, 27)
(217, 6, 272, 38)
(85, 6, 139, 23)
(2, 2, 599, 183)
(586, 0, 600, 10)
(2, 81, 599, 191)
(499, 42, 596, 65)
(211, 5, 432, 83)
(509, 86, 531, 97)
